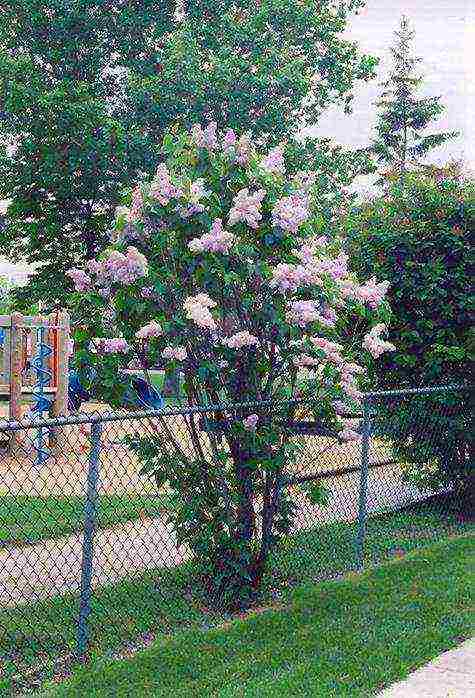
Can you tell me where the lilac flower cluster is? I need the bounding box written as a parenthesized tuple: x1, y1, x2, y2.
(269, 263, 315, 293)
(135, 321, 163, 340)
(309, 337, 365, 402)
(222, 330, 259, 349)
(188, 218, 235, 254)
(176, 179, 210, 219)
(312, 252, 349, 281)
(272, 194, 309, 233)
(242, 414, 259, 431)
(362, 324, 396, 358)
(162, 346, 187, 361)
(128, 186, 144, 223)
(150, 164, 182, 206)
(228, 188, 266, 229)
(293, 353, 319, 368)
(66, 269, 92, 292)
(67, 246, 148, 294)
(286, 300, 322, 327)
(184, 293, 217, 330)
(259, 145, 285, 175)
(352, 278, 390, 308)
(191, 122, 218, 150)
(92, 247, 148, 286)
(93, 338, 130, 354)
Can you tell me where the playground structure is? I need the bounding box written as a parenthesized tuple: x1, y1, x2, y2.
(0, 311, 70, 460)
(0, 310, 165, 463)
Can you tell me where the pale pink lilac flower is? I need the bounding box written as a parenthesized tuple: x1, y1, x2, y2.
(223, 128, 237, 150)
(309, 337, 346, 367)
(128, 186, 144, 222)
(272, 194, 309, 233)
(188, 293, 216, 308)
(191, 122, 218, 150)
(104, 247, 148, 285)
(286, 300, 321, 327)
(140, 287, 155, 299)
(150, 164, 182, 206)
(66, 269, 92, 292)
(362, 324, 396, 358)
(184, 294, 217, 330)
(235, 133, 253, 165)
(353, 278, 390, 308)
(242, 414, 259, 431)
(341, 377, 362, 402)
(319, 306, 337, 327)
(228, 188, 266, 229)
(162, 346, 187, 361)
(222, 331, 259, 349)
(135, 321, 163, 340)
(332, 400, 349, 414)
(259, 145, 285, 175)
(312, 252, 349, 281)
(94, 338, 130, 354)
(269, 263, 313, 293)
(188, 218, 235, 254)
(177, 178, 210, 218)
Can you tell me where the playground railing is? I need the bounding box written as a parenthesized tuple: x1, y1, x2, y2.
(0, 383, 472, 693)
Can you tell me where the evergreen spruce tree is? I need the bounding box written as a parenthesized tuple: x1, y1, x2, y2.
(369, 15, 458, 175)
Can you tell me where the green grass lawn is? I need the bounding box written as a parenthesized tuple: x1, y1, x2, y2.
(44, 534, 474, 697)
(1, 499, 472, 695)
(0, 494, 173, 547)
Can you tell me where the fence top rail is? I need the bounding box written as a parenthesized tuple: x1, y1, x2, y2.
(0, 383, 470, 432)
(364, 383, 472, 399)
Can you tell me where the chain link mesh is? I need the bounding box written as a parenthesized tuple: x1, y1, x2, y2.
(0, 385, 472, 693)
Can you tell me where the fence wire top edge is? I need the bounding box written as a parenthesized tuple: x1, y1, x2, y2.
(0, 383, 471, 432)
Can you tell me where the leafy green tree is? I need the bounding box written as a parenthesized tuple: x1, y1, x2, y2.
(346, 165, 473, 512)
(368, 15, 458, 175)
(0, 0, 377, 308)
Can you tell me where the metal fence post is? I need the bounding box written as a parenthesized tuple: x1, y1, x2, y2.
(77, 420, 102, 660)
(355, 395, 371, 571)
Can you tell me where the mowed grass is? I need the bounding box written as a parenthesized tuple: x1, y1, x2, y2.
(1, 498, 472, 694)
(45, 534, 474, 697)
(0, 493, 173, 547)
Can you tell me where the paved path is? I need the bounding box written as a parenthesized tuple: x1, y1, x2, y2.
(378, 639, 475, 697)
(0, 466, 431, 608)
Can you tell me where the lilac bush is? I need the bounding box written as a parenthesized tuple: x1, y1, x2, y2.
(68, 124, 394, 605)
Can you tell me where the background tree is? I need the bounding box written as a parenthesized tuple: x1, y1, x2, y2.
(367, 15, 458, 176)
(0, 0, 377, 308)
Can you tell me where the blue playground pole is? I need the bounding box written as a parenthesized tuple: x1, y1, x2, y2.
(30, 326, 54, 465)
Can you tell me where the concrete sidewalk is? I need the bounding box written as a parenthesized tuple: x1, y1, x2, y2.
(378, 639, 475, 697)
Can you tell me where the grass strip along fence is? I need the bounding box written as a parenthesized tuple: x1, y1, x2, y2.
(1, 499, 473, 695)
(41, 534, 475, 697)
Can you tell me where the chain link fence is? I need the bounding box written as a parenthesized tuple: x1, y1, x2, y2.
(0, 384, 472, 693)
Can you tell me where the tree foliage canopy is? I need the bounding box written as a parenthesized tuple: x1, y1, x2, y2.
(0, 0, 377, 307)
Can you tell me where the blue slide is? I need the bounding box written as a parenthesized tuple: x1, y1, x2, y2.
(68, 370, 164, 411)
